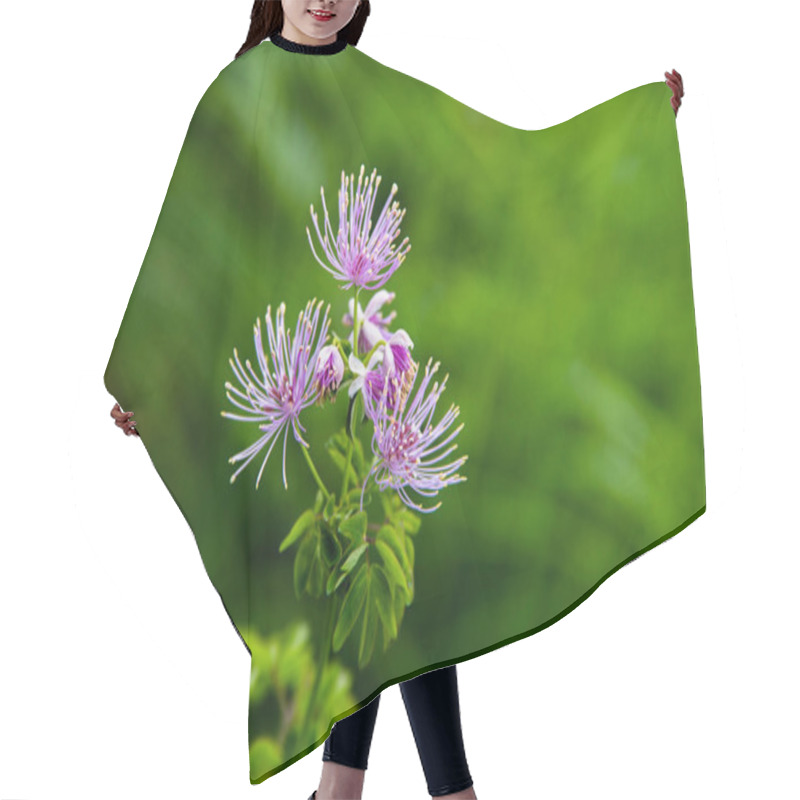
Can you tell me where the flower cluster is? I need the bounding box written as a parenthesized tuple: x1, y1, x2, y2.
(222, 164, 467, 512)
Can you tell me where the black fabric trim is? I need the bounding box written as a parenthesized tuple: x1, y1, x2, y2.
(270, 31, 348, 55)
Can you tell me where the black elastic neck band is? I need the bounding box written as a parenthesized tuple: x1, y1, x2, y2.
(270, 31, 348, 55)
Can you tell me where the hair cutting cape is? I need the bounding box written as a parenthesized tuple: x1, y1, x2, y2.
(104, 35, 705, 785)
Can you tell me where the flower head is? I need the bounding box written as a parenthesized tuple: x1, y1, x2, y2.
(362, 357, 467, 514)
(347, 349, 386, 414)
(343, 289, 398, 355)
(379, 329, 414, 379)
(221, 298, 331, 490)
(370, 331, 415, 416)
(306, 164, 411, 292)
(347, 331, 416, 423)
(314, 344, 344, 404)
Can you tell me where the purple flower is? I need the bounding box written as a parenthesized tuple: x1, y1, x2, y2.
(361, 358, 467, 514)
(222, 298, 331, 490)
(306, 165, 411, 292)
(347, 349, 386, 416)
(314, 344, 344, 404)
(342, 290, 398, 355)
(369, 332, 415, 416)
(348, 332, 416, 423)
(379, 329, 414, 380)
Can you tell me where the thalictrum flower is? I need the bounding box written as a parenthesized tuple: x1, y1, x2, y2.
(314, 344, 344, 404)
(347, 349, 385, 415)
(362, 357, 467, 514)
(379, 329, 414, 378)
(306, 164, 411, 292)
(221, 298, 331, 490)
(373, 331, 415, 414)
(342, 288, 414, 409)
(342, 289, 398, 354)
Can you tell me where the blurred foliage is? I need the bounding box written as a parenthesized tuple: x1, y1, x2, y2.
(247, 620, 356, 764)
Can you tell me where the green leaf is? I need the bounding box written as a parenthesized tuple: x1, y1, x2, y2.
(351, 434, 366, 476)
(320, 526, 342, 567)
(279, 508, 316, 553)
(404, 551, 415, 602)
(358, 570, 378, 668)
(345, 487, 367, 505)
(331, 569, 350, 594)
(332, 564, 368, 652)
(293, 528, 317, 597)
(372, 565, 397, 641)
(375, 539, 406, 590)
(326, 566, 341, 596)
(323, 492, 336, 522)
(394, 582, 407, 624)
(397, 534, 414, 604)
(309, 537, 326, 598)
(377, 524, 411, 574)
(338, 510, 368, 541)
(313, 489, 325, 513)
(340, 542, 368, 575)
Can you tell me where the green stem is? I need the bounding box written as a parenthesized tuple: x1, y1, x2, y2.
(329, 331, 349, 365)
(360, 462, 376, 509)
(353, 287, 362, 356)
(341, 434, 354, 498)
(302, 446, 332, 503)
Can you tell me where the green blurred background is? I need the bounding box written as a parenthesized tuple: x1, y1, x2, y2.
(105, 41, 704, 781)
